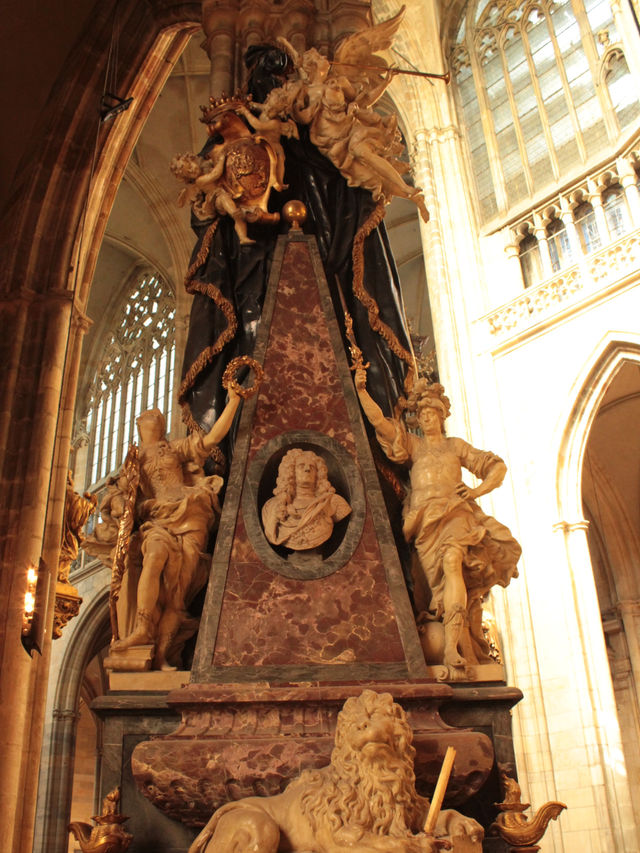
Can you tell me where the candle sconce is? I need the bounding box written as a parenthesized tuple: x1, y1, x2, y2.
(21, 558, 49, 657)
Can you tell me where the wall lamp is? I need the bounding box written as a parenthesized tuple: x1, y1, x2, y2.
(21, 558, 49, 657)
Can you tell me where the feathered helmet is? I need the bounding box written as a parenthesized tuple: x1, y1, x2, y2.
(399, 379, 451, 428)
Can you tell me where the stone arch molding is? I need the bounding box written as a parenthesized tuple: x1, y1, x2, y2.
(548, 334, 640, 851)
(554, 331, 640, 521)
(35, 587, 111, 853)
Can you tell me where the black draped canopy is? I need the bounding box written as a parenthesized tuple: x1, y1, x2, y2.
(180, 47, 414, 435)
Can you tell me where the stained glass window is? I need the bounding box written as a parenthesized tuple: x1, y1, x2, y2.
(84, 273, 176, 487)
(453, 0, 639, 221)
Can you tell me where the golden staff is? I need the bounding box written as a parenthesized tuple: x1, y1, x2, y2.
(110, 444, 140, 642)
(343, 310, 370, 373)
(424, 746, 457, 834)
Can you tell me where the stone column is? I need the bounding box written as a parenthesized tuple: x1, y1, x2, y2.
(617, 156, 640, 226)
(504, 228, 526, 288)
(328, 0, 370, 44)
(618, 599, 640, 711)
(202, 0, 237, 96)
(551, 518, 639, 850)
(0, 290, 74, 853)
(38, 708, 81, 853)
(588, 179, 610, 244)
(559, 197, 582, 260)
(533, 212, 553, 279)
(409, 117, 486, 436)
(17, 307, 93, 853)
(238, 1, 267, 89)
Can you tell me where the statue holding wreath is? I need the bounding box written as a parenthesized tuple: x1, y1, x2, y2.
(86, 363, 262, 671)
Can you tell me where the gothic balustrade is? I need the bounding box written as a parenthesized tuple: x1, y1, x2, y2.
(486, 222, 640, 345)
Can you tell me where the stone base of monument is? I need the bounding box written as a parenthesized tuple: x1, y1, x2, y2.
(104, 644, 154, 672)
(108, 670, 189, 691)
(92, 681, 520, 851)
(127, 681, 520, 830)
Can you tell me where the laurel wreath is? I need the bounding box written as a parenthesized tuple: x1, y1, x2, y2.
(222, 355, 264, 398)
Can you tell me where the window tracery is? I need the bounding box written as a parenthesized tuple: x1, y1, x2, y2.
(453, 0, 640, 222)
(83, 272, 176, 488)
(602, 184, 630, 237)
(547, 216, 572, 271)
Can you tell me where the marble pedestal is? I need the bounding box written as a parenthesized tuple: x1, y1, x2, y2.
(93, 681, 520, 852)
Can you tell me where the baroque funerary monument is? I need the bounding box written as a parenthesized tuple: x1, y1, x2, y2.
(1, 0, 640, 851)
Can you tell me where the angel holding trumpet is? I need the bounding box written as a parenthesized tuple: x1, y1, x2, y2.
(261, 6, 430, 222)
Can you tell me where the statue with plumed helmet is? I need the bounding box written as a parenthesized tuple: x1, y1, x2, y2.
(354, 368, 520, 675)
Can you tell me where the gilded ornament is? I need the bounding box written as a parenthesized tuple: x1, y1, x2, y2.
(282, 199, 307, 230)
(489, 771, 566, 850)
(222, 355, 264, 399)
(68, 786, 132, 853)
(53, 471, 96, 639)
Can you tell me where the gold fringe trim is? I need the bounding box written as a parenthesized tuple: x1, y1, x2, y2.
(178, 218, 239, 439)
(373, 451, 406, 502)
(351, 199, 414, 377)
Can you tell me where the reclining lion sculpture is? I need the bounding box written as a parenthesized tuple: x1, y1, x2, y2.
(189, 690, 482, 852)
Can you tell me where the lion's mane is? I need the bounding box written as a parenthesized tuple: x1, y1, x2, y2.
(298, 691, 424, 840)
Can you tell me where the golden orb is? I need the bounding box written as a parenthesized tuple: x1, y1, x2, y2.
(282, 200, 307, 231)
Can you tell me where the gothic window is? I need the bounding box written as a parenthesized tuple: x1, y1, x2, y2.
(84, 272, 176, 488)
(452, 0, 640, 222)
(547, 217, 571, 271)
(573, 200, 601, 253)
(602, 185, 630, 238)
(603, 49, 640, 129)
(518, 230, 543, 287)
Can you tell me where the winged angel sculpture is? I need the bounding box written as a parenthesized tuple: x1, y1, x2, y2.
(266, 6, 429, 222)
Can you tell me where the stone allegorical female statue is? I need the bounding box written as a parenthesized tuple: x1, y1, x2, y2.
(87, 389, 241, 670)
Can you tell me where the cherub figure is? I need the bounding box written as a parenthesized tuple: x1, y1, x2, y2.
(354, 368, 520, 670)
(170, 150, 255, 244)
(172, 101, 286, 245)
(237, 92, 299, 192)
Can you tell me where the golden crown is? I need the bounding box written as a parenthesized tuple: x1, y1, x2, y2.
(199, 92, 254, 125)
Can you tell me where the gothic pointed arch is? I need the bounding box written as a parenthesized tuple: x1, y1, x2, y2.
(556, 334, 640, 826)
(555, 333, 640, 517)
(34, 587, 111, 853)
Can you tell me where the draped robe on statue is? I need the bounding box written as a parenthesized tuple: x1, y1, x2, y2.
(179, 48, 413, 440)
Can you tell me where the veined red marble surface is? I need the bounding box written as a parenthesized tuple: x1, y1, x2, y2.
(212, 240, 406, 669)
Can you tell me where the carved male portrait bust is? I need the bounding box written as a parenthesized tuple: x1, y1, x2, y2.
(261, 448, 351, 552)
